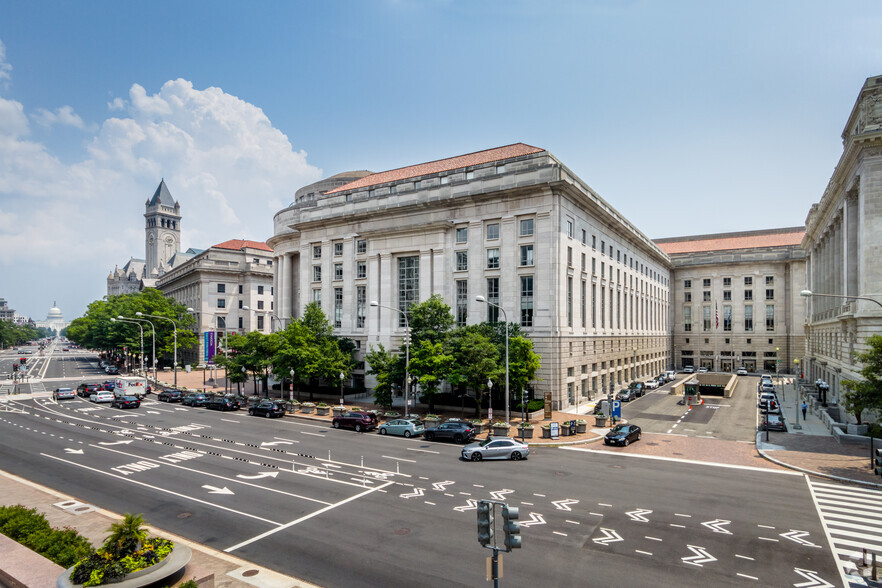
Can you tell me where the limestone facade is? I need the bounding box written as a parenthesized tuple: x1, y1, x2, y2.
(802, 75, 882, 410)
(269, 144, 671, 410)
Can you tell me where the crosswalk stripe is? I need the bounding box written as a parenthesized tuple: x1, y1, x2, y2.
(815, 494, 882, 509)
(825, 519, 882, 534)
(813, 502, 882, 518)
(827, 528, 882, 544)
(811, 481, 882, 497)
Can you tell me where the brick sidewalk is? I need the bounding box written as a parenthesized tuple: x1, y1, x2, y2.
(760, 432, 881, 486)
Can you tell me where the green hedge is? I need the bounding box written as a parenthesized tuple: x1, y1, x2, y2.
(0, 504, 94, 568)
(515, 399, 544, 412)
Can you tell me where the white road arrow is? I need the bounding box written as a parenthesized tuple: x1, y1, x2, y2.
(489, 488, 515, 500)
(780, 530, 821, 548)
(793, 568, 835, 588)
(552, 498, 579, 511)
(432, 480, 455, 491)
(98, 440, 132, 446)
(202, 485, 234, 495)
(261, 441, 293, 447)
(236, 472, 280, 480)
(593, 528, 623, 545)
(682, 545, 716, 566)
(400, 487, 425, 499)
(701, 518, 732, 534)
(520, 512, 546, 527)
(64, 448, 84, 454)
(626, 508, 653, 522)
(454, 499, 478, 512)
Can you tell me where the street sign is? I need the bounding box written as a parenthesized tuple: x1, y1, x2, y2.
(549, 422, 560, 439)
(611, 400, 622, 418)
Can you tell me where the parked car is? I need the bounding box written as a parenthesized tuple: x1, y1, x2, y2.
(248, 400, 286, 418)
(378, 418, 424, 438)
(664, 370, 676, 382)
(628, 381, 645, 396)
(698, 367, 709, 373)
(182, 393, 210, 407)
(89, 391, 114, 403)
(461, 438, 530, 461)
(604, 423, 642, 446)
(616, 389, 637, 402)
(76, 383, 101, 398)
(758, 392, 778, 408)
(111, 395, 141, 409)
(53, 387, 75, 400)
(760, 381, 776, 394)
(683, 366, 695, 374)
(105, 366, 119, 375)
(424, 421, 477, 444)
(207, 396, 240, 411)
(332, 411, 379, 432)
(736, 367, 749, 376)
(157, 389, 184, 402)
(644, 379, 659, 390)
(102, 381, 116, 391)
(99, 361, 108, 369)
(761, 413, 786, 431)
(760, 374, 773, 383)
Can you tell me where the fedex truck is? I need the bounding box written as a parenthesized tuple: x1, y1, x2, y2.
(113, 377, 149, 399)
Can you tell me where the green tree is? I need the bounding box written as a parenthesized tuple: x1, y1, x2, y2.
(841, 334, 882, 425)
(408, 294, 454, 345)
(448, 326, 500, 418)
(365, 344, 396, 410)
(508, 335, 542, 411)
(409, 339, 453, 413)
(103, 513, 147, 559)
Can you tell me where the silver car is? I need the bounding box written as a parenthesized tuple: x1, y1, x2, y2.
(461, 438, 530, 461)
(378, 418, 424, 438)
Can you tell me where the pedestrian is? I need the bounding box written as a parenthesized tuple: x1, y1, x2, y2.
(801, 401, 807, 420)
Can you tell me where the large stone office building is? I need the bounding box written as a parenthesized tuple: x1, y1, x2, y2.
(269, 144, 672, 410)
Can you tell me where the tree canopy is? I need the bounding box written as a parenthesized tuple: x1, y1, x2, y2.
(841, 334, 882, 426)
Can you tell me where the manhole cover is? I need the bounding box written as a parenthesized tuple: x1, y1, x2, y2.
(242, 569, 260, 577)
(393, 528, 410, 536)
(177, 512, 192, 519)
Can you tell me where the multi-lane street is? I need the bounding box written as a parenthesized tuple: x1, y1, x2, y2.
(0, 349, 854, 587)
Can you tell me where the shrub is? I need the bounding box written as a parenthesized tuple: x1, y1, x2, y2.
(179, 580, 199, 588)
(515, 399, 544, 412)
(70, 537, 173, 586)
(0, 505, 94, 568)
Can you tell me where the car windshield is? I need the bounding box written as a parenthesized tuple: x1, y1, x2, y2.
(478, 438, 495, 447)
(610, 425, 628, 433)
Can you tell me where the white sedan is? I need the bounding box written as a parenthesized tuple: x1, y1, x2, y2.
(643, 379, 659, 390)
(89, 391, 114, 403)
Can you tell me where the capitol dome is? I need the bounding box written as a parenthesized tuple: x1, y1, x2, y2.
(47, 302, 63, 320)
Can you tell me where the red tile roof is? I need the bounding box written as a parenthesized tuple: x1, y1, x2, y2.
(326, 143, 545, 194)
(213, 239, 273, 253)
(655, 229, 805, 255)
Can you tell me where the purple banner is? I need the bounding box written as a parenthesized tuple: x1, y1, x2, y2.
(204, 331, 216, 362)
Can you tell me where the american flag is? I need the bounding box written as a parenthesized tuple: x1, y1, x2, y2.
(715, 302, 719, 329)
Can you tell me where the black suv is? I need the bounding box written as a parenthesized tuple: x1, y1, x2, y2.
(77, 383, 101, 398)
(207, 396, 240, 411)
(627, 381, 645, 397)
(157, 389, 184, 402)
(424, 421, 477, 444)
(616, 389, 637, 402)
(182, 393, 210, 407)
(248, 400, 285, 418)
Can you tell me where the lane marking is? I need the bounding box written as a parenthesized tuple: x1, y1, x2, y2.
(382, 455, 416, 463)
(670, 524, 685, 528)
(552, 531, 567, 537)
(757, 524, 775, 529)
(598, 503, 612, 507)
(757, 537, 778, 542)
(562, 446, 801, 475)
(645, 536, 662, 541)
(636, 550, 653, 556)
(674, 513, 691, 518)
(566, 520, 580, 525)
(301, 432, 325, 437)
(736, 573, 758, 581)
(589, 512, 603, 517)
(735, 554, 754, 560)
(406, 448, 439, 454)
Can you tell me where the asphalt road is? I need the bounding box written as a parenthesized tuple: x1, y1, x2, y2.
(0, 373, 845, 587)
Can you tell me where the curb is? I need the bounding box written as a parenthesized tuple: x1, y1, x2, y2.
(755, 432, 882, 489)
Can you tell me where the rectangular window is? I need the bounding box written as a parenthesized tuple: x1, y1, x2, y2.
(456, 227, 468, 243)
(357, 261, 367, 279)
(567, 277, 573, 327)
(703, 278, 711, 288)
(313, 245, 321, 259)
(723, 290, 731, 301)
(238, 284, 243, 294)
(592, 258, 596, 275)
(684, 306, 692, 332)
(616, 250, 621, 263)
(723, 277, 731, 287)
(745, 290, 753, 301)
(723, 305, 732, 331)
(334, 263, 343, 281)
(684, 292, 692, 302)
(312, 289, 321, 308)
(765, 276, 774, 285)
(217, 298, 226, 309)
(703, 291, 711, 302)
(313, 266, 321, 282)
(334, 242, 343, 256)
(257, 300, 264, 310)
(487, 278, 499, 323)
(486, 248, 500, 269)
(744, 305, 753, 332)
(520, 276, 533, 327)
(456, 280, 468, 326)
(684, 279, 691, 288)
(520, 245, 533, 266)
(357, 239, 367, 254)
(581, 252, 586, 272)
(520, 218, 534, 236)
(456, 251, 468, 271)
(601, 240, 606, 254)
(744, 276, 753, 286)
(486, 223, 500, 240)
(238, 300, 243, 309)
(567, 247, 573, 267)
(592, 235, 596, 250)
(601, 287, 606, 328)
(703, 305, 711, 331)
(566, 220, 574, 238)
(217, 284, 226, 293)
(581, 229, 586, 244)
(765, 289, 774, 300)
(356, 286, 366, 328)
(238, 316, 243, 329)
(257, 285, 264, 295)
(334, 288, 343, 328)
(765, 305, 775, 331)
(581, 280, 586, 328)
(592, 284, 597, 328)
(398, 256, 419, 327)
(257, 315, 264, 331)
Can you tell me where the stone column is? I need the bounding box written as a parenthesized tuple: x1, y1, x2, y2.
(281, 254, 293, 322)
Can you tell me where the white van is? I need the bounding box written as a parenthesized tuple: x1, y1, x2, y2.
(113, 377, 149, 399)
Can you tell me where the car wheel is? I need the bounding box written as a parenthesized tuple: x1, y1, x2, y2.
(637, 432, 642, 440)
(379, 428, 387, 435)
(623, 439, 630, 446)
(265, 411, 271, 418)
(333, 421, 340, 429)
(403, 430, 411, 438)
(355, 424, 363, 432)
(471, 452, 483, 462)
(248, 409, 254, 416)
(511, 451, 522, 461)
(425, 432, 435, 441)
(454, 434, 463, 444)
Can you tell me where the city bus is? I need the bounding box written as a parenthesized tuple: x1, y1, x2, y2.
(113, 376, 149, 399)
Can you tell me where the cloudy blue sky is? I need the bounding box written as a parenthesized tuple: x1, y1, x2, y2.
(1, 1, 880, 321)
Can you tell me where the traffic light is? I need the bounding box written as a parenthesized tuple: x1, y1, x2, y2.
(502, 504, 521, 551)
(19, 357, 26, 364)
(477, 500, 495, 547)
(875, 448, 882, 477)
(12, 364, 18, 372)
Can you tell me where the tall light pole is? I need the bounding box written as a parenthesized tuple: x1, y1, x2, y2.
(111, 317, 145, 389)
(370, 301, 411, 417)
(290, 368, 296, 401)
(137, 312, 180, 389)
(477, 295, 509, 425)
(339, 371, 345, 406)
(793, 358, 802, 430)
(123, 316, 156, 383)
(801, 290, 882, 311)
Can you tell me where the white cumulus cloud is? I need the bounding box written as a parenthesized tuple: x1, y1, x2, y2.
(33, 105, 92, 130)
(0, 39, 11, 84)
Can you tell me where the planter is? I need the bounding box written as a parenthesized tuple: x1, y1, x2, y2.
(470, 422, 484, 435)
(424, 419, 441, 430)
(847, 423, 869, 436)
(575, 422, 587, 434)
(332, 407, 346, 418)
(492, 426, 510, 437)
(288, 403, 300, 413)
(59, 545, 192, 588)
(560, 425, 570, 436)
(316, 406, 330, 416)
(594, 417, 608, 428)
(541, 427, 551, 439)
(517, 427, 534, 439)
(301, 404, 315, 414)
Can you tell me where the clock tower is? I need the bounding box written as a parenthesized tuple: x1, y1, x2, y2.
(144, 179, 181, 275)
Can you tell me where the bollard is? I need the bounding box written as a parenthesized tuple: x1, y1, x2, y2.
(873, 552, 877, 581)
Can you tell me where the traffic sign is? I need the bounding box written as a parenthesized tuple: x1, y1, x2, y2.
(611, 400, 622, 418)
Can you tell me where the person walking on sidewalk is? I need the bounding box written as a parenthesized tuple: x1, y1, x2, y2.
(801, 401, 807, 420)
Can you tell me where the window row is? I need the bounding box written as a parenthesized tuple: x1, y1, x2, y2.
(217, 284, 268, 295)
(683, 305, 775, 332)
(684, 276, 773, 288)
(312, 239, 369, 259)
(454, 218, 536, 245)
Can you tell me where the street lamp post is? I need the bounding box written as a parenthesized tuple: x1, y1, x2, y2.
(476, 295, 509, 425)
(801, 289, 882, 311)
(122, 316, 156, 383)
(339, 372, 345, 406)
(487, 377, 493, 425)
(290, 368, 295, 401)
(137, 312, 180, 389)
(793, 358, 802, 430)
(370, 301, 411, 417)
(111, 317, 145, 391)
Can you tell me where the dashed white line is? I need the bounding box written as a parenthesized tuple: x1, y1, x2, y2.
(301, 432, 325, 437)
(589, 512, 603, 517)
(736, 573, 758, 581)
(670, 524, 685, 528)
(757, 524, 775, 529)
(553, 531, 567, 537)
(674, 513, 691, 518)
(598, 503, 612, 507)
(406, 447, 439, 454)
(534, 493, 546, 497)
(473, 484, 484, 488)
(645, 536, 662, 541)
(382, 455, 416, 462)
(521, 502, 534, 506)
(735, 554, 754, 561)
(758, 537, 778, 542)
(418, 476, 429, 480)
(565, 520, 580, 525)
(424, 501, 436, 506)
(635, 550, 653, 556)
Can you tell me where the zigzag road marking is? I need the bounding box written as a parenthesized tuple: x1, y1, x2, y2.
(552, 498, 579, 511)
(625, 508, 652, 522)
(592, 528, 622, 545)
(780, 530, 821, 548)
(489, 488, 514, 500)
(400, 487, 425, 499)
(793, 568, 835, 588)
(432, 480, 455, 491)
(700, 518, 732, 534)
(454, 499, 478, 512)
(681, 545, 716, 566)
(520, 512, 546, 527)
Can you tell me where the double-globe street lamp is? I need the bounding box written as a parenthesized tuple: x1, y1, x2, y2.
(370, 301, 411, 417)
(121, 315, 156, 382)
(476, 295, 510, 427)
(136, 312, 182, 389)
(110, 317, 146, 390)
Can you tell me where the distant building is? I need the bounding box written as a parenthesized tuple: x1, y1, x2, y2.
(35, 302, 70, 334)
(157, 239, 275, 365)
(0, 298, 14, 322)
(655, 228, 806, 375)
